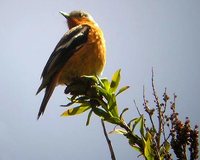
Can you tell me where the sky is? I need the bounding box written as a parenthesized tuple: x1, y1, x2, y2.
(0, 0, 200, 159)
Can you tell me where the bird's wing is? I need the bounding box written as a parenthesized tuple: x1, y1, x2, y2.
(37, 25, 90, 94)
(42, 25, 90, 78)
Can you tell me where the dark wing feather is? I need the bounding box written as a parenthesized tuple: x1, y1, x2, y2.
(37, 25, 90, 94)
(42, 25, 90, 78)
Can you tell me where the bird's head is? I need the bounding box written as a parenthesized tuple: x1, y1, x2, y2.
(60, 10, 97, 29)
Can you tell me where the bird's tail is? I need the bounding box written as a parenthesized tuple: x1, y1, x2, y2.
(37, 80, 56, 119)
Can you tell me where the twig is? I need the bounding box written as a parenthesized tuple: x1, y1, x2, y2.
(143, 86, 156, 131)
(134, 100, 148, 131)
(101, 120, 116, 160)
(162, 88, 168, 142)
(151, 69, 162, 147)
(134, 100, 142, 117)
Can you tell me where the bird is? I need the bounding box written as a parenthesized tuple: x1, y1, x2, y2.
(36, 10, 106, 119)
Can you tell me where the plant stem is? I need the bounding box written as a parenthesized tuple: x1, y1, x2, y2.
(101, 120, 116, 160)
(151, 69, 162, 147)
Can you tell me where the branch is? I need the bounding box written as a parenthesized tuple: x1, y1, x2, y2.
(151, 69, 162, 148)
(101, 120, 116, 160)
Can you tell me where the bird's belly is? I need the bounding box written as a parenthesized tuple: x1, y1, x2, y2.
(58, 42, 106, 85)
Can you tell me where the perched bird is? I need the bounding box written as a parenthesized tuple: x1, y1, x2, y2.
(36, 10, 106, 119)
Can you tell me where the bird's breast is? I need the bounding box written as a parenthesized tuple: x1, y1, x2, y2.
(58, 25, 106, 85)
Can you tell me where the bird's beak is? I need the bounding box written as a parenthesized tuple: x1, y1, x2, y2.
(59, 11, 70, 19)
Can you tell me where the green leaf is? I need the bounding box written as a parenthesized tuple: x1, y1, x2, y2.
(108, 94, 119, 117)
(86, 109, 93, 126)
(130, 145, 141, 153)
(116, 86, 130, 96)
(106, 116, 121, 125)
(60, 102, 74, 107)
(110, 69, 121, 93)
(95, 75, 105, 88)
(92, 108, 121, 125)
(144, 132, 154, 160)
(159, 141, 170, 160)
(129, 116, 143, 132)
(120, 108, 129, 120)
(140, 115, 145, 138)
(61, 105, 90, 117)
(81, 75, 98, 83)
(101, 78, 110, 91)
(90, 98, 107, 110)
(93, 85, 108, 98)
(164, 141, 170, 152)
(109, 129, 127, 135)
(92, 107, 110, 119)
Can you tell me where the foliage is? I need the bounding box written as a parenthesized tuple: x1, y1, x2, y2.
(61, 69, 199, 160)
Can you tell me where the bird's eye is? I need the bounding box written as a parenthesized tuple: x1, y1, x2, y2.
(80, 13, 84, 17)
(80, 12, 88, 18)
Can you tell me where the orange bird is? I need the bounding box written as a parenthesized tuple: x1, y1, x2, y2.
(36, 10, 106, 119)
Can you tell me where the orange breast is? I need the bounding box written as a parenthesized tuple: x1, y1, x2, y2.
(58, 24, 106, 85)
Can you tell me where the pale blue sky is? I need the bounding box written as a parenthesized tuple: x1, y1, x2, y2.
(0, 0, 199, 159)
